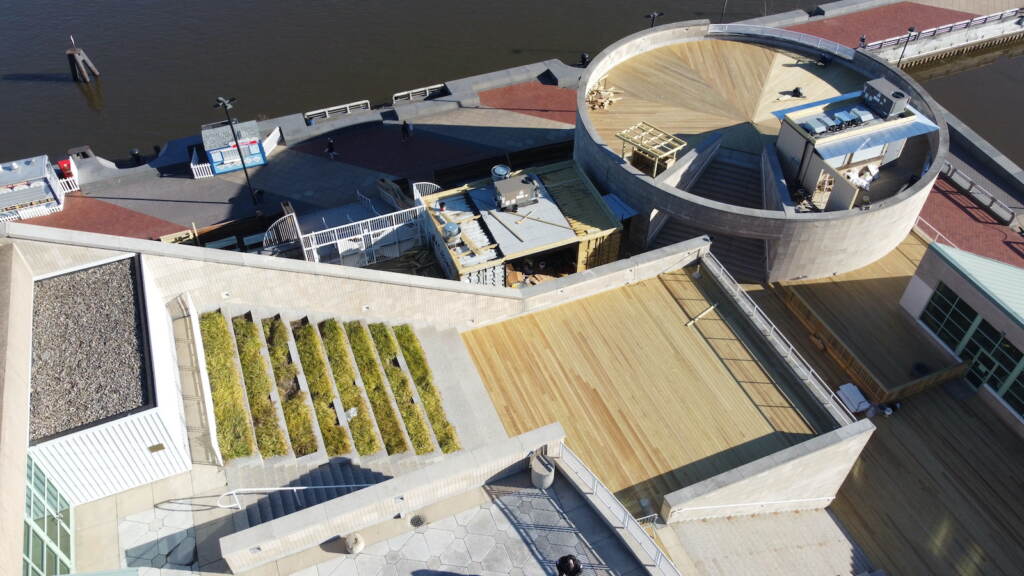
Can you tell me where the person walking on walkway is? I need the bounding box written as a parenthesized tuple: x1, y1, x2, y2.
(324, 137, 337, 159)
(401, 121, 412, 142)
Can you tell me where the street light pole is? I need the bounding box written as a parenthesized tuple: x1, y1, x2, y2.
(645, 11, 664, 28)
(214, 96, 258, 205)
(897, 26, 916, 68)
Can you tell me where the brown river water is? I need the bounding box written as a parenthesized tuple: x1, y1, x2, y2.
(0, 1, 1020, 167)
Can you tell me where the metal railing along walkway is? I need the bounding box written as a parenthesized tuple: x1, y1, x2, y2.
(700, 252, 856, 426)
(915, 216, 959, 249)
(304, 99, 372, 122)
(864, 8, 1022, 50)
(552, 443, 683, 576)
(393, 83, 446, 104)
(217, 484, 374, 510)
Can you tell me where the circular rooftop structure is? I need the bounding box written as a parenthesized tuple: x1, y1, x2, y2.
(588, 38, 867, 158)
(574, 22, 948, 282)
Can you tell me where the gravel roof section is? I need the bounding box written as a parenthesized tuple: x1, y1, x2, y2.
(30, 258, 149, 442)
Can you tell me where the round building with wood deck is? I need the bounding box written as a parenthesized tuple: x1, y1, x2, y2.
(574, 20, 949, 282)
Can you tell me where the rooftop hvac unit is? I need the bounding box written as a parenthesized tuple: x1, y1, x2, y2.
(491, 164, 512, 182)
(494, 175, 540, 212)
(862, 78, 908, 119)
(442, 221, 461, 246)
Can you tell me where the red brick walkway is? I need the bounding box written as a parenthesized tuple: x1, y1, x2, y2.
(25, 193, 187, 239)
(788, 2, 978, 48)
(920, 177, 1024, 266)
(478, 81, 577, 125)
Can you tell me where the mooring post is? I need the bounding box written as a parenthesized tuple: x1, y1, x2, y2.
(66, 36, 99, 83)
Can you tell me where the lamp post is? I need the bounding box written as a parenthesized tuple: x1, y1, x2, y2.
(897, 26, 916, 68)
(214, 96, 258, 205)
(645, 11, 664, 28)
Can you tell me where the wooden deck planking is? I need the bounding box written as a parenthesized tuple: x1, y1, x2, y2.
(590, 39, 867, 156)
(463, 272, 812, 511)
(750, 52, 866, 132)
(832, 385, 1024, 575)
(782, 233, 955, 391)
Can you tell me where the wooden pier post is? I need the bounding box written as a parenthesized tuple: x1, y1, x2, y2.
(66, 41, 100, 83)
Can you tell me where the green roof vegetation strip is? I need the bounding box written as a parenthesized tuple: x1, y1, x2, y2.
(293, 323, 352, 456)
(262, 317, 318, 457)
(393, 325, 461, 453)
(198, 311, 254, 460)
(344, 321, 409, 455)
(369, 323, 434, 455)
(320, 320, 381, 456)
(232, 316, 289, 458)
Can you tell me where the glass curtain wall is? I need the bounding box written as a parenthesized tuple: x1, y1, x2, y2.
(23, 456, 72, 576)
(920, 282, 1024, 417)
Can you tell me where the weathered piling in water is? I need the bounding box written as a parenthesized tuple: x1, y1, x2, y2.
(66, 48, 100, 83)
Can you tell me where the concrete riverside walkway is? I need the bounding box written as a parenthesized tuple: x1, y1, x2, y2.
(28, 76, 578, 238)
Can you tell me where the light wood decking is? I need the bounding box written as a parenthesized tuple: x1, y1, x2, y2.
(781, 233, 956, 393)
(590, 39, 866, 154)
(833, 384, 1024, 575)
(463, 271, 813, 511)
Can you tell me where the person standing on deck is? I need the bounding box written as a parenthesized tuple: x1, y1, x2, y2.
(324, 137, 337, 159)
(401, 121, 413, 142)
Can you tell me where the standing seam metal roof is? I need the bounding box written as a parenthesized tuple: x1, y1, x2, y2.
(932, 243, 1024, 330)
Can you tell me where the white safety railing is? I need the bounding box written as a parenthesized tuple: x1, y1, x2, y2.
(3, 203, 62, 221)
(262, 126, 283, 156)
(263, 212, 302, 248)
(864, 8, 1022, 50)
(915, 216, 959, 249)
(940, 161, 1016, 224)
(190, 149, 214, 179)
(393, 83, 446, 103)
(56, 176, 80, 194)
(708, 23, 856, 60)
(301, 205, 425, 264)
(700, 252, 856, 426)
(553, 443, 682, 576)
(412, 181, 441, 203)
(357, 190, 381, 217)
(217, 484, 374, 510)
(304, 99, 372, 122)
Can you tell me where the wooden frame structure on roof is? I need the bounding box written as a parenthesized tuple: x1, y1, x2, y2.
(421, 160, 622, 287)
(615, 122, 687, 177)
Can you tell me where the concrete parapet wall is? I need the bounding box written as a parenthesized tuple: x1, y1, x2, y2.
(813, 0, 900, 17)
(0, 223, 709, 332)
(740, 9, 812, 28)
(940, 104, 1024, 204)
(220, 423, 565, 573)
(661, 419, 875, 522)
(515, 237, 710, 320)
(0, 244, 34, 576)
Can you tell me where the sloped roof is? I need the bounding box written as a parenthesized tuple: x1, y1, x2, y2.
(932, 243, 1024, 328)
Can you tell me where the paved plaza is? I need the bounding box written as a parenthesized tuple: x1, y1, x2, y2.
(305, 473, 644, 576)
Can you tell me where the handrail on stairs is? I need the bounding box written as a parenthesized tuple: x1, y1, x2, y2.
(217, 484, 374, 510)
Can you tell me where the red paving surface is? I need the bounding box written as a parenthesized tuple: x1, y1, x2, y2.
(478, 81, 577, 125)
(24, 192, 186, 239)
(920, 177, 1024, 266)
(788, 2, 978, 48)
